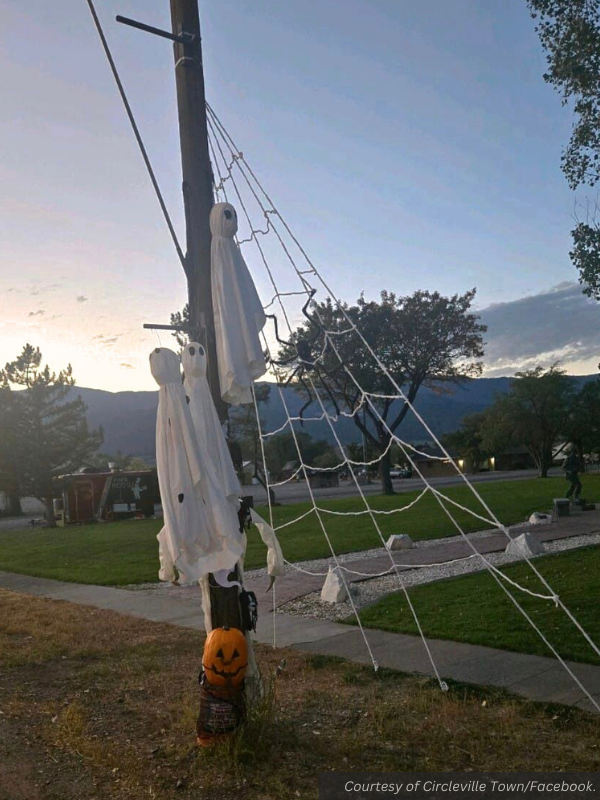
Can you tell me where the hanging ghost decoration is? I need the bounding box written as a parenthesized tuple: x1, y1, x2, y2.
(182, 342, 241, 504)
(150, 347, 244, 584)
(250, 509, 285, 588)
(210, 202, 267, 405)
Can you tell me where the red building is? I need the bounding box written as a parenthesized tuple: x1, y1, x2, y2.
(54, 469, 159, 524)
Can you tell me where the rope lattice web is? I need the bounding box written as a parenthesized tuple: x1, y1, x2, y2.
(206, 105, 600, 709)
(83, 4, 600, 710)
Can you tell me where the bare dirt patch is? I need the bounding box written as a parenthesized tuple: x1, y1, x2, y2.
(1, 589, 599, 800)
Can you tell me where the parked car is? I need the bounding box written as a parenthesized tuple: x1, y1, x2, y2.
(389, 467, 413, 479)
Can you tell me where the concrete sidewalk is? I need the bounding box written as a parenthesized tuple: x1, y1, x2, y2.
(1, 569, 599, 715)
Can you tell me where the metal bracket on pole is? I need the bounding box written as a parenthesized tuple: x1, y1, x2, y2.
(143, 323, 188, 332)
(116, 15, 196, 45)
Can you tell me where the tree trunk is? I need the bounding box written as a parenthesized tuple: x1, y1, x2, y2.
(44, 496, 56, 528)
(379, 444, 394, 495)
(6, 493, 22, 517)
(254, 459, 277, 506)
(577, 440, 585, 471)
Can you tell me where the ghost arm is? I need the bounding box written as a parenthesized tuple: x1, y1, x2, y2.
(250, 509, 285, 578)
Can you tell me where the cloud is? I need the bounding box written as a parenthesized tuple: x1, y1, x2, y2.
(27, 309, 45, 317)
(77, 295, 88, 303)
(479, 282, 600, 376)
(91, 333, 122, 349)
(30, 283, 62, 297)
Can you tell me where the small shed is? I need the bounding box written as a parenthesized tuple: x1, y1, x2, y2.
(54, 469, 159, 525)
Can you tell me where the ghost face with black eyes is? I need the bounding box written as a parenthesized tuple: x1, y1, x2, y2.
(182, 342, 207, 380)
(211, 202, 238, 239)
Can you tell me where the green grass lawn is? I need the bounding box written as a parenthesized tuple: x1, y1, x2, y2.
(0, 475, 598, 586)
(354, 545, 600, 665)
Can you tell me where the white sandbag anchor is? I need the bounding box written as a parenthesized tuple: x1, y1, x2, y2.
(386, 534, 413, 551)
(505, 532, 545, 559)
(321, 566, 348, 604)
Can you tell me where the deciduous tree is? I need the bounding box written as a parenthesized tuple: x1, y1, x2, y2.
(278, 290, 486, 494)
(528, 0, 600, 299)
(441, 412, 489, 474)
(479, 365, 574, 478)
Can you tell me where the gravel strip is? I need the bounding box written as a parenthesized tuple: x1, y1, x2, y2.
(278, 531, 600, 623)
(121, 521, 533, 593)
(241, 521, 533, 581)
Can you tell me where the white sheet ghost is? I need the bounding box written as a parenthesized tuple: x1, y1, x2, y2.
(250, 509, 285, 581)
(182, 342, 241, 503)
(210, 202, 267, 405)
(150, 347, 244, 584)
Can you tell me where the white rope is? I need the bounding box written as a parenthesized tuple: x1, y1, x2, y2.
(430, 488, 499, 528)
(317, 487, 429, 516)
(272, 488, 428, 534)
(269, 466, 304, 487)
(260, 404, 363, 438)
(274, 508, 316, 531)
(211, 106, 558, 648)
(264, 346, 447, 688)
(263, 290, 312, 311)
(214, 161, 379, 668)
(284, 553, 482, 579)
(207, 105, 600, 701)
(268, 180, 600, 661)
(323, 339, 562, 604)
(268, 373, 380, 671)
(251, 386, 279, 649)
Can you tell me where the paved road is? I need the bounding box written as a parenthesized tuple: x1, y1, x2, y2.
(0, 515, 46, 532)
(0, 468, 569, 531)
(249, 467, 565, 504)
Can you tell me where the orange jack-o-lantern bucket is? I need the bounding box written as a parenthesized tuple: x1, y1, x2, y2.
(202, 626, 248, 688)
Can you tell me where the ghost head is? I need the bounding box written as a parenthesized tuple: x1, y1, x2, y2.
(210, 202, 238, 239)
(182, 342, 207, 379)
(149, 347, 182, 386)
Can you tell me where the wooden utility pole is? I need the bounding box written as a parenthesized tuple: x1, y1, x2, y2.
(169, 0, 242, 630)
(169, 0, 226, 423)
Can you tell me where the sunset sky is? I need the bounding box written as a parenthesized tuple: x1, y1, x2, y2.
(1, 0, 599, 392)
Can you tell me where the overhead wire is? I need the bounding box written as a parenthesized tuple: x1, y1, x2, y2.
(82, 16, 600, 702)
(85, 0, 186, 269)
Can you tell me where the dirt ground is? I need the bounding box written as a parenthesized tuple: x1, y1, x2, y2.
(1, 589, 599, 800)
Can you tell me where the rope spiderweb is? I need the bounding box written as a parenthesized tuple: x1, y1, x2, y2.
(83, 5, 600, 710)
(206, 105, 600, 710)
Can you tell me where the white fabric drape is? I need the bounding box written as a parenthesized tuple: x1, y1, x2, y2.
(150, 347, 244, 583)
(182, 342, 241, 503)
(210, 202, 267, 405)
(250, 509, 285, 578)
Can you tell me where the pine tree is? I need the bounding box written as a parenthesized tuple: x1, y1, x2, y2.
(0, 385, 22, 516)
(1, 344, 103, 526)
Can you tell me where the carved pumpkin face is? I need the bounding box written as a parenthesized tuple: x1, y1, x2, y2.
(202, 627, 248, 687)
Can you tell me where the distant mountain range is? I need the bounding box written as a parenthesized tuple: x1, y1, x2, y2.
(74, 375, 598, 462)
